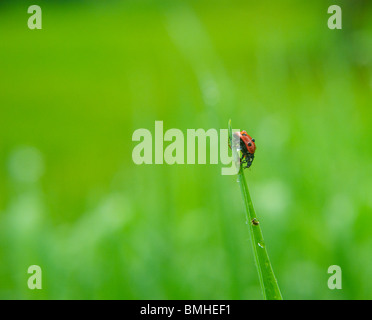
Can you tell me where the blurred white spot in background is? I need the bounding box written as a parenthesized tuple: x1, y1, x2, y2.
(7, 146, 44, 183)
(3, 146, 46, 275)
(257, 115, 290, 152)
(67, 193, 132, 250)
(324, 194, 356, 238)
(201, 75, 220, 107)
(254, 180, 291, 217)
(283, 261, 323, 299)
(7, 193, 44, 236)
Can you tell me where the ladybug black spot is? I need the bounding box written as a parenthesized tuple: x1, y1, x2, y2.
(252, 139, 255, 142)
(248, 143, 252, 146)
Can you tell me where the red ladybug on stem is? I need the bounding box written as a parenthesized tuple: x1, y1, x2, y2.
(232, 130, 256, 169)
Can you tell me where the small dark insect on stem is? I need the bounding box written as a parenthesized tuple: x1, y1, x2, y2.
(251, 218, 259, 226)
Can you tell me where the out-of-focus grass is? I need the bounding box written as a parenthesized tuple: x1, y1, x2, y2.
(0, 0, 372, 299)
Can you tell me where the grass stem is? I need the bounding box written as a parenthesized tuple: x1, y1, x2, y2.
(229, 119, 283, 300)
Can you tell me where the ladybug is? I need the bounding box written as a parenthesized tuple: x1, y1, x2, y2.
(232, 130, 256, 169)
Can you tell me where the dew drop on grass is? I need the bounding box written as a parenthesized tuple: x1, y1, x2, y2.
(258, 242, 265, 249)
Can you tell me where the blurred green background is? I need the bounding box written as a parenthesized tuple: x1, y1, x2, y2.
(1, 0, 372, 299)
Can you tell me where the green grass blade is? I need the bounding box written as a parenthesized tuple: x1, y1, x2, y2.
(229, 119, 283, 300)
(238, 168, 283, 300)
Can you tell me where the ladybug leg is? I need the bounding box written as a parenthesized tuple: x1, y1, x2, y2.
(244, 154, 254, 169)
(240, 154, 247, 166)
